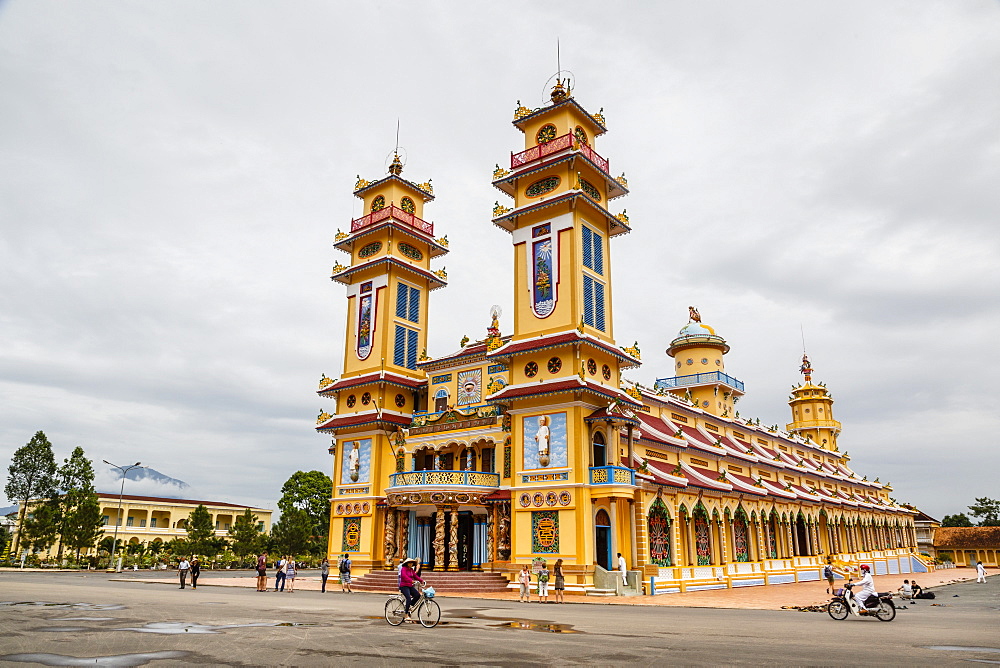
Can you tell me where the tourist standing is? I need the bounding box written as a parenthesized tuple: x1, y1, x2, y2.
(285, 557, 297, 592)
(518, 564, 531, 603)
(339, 554, 352, 592)
(536, 560, 550, 603)
(553, 558, 565, 604)
(274, 555, 287, 592)
(976, 561, 987, 583)
(617, 552, 627, 586)
(320, 558, 330, 593)
(255, 551, 268, 592)
(177, 556, 190, 589)
(823, 559, 835, 594)
(190, 557, 201, 589)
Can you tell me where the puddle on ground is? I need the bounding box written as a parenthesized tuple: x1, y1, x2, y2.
(37, 627, 90, 633)
(120, 622, 286, 634)
(51, 617, 116, 622)
(0, 602, 125, 610)
(492, 621, 578, 633)
(925, 647, 1000, 654)
(0, 650, 189, 667)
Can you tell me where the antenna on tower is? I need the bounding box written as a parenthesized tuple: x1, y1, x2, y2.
(800, 324, 807, 354)
(395, 118, 400, 155)
(557, 39, 561, 82)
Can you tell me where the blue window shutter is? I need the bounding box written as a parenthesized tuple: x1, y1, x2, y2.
(394, 326, 406, 366)
(408, 287, 420, 323)
(583, 275, 594, 327)
(595, 281, 606, 331)
(582, 227, 593, 270)
(593, 232, 604, 276)
(396, 284, 408, 318)
(407, 329, 418, 369)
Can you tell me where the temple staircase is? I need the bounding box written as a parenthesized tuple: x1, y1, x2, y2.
(348, 569, 511, 593)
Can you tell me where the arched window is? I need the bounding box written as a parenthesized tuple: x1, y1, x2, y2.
(648, 498, 672, 567)
(595, 509, 611, 526)
(693, 505, 711, 566)
(434, 388, 449, 413)
(592, 431, 606, 467)
(733, 507, 750, 562)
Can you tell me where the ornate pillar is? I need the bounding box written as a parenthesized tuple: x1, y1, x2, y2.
(433, 507, 446, 570)
(486, 504, 495, 566)
(447, 508, 459, 571)
(632, 493, 645, 567)
(497, 501, 511, 561)
(398, 509, 409, 562)
(383, 507, 397, 569)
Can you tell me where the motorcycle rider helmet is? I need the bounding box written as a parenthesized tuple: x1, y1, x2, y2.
(860, 564, 871, 573)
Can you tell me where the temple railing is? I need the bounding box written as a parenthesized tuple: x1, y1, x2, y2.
(350, 205, 433, 236)
(388, 470, 501, 489)
(654, 371, 745, 393)
(510, 132, 610, 175)
(589, 465, 635, 486)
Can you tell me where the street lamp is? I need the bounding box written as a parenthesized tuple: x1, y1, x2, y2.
(103, 460, 142, 572)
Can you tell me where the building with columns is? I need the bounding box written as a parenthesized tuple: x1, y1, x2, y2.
(315, 77, 922, 592)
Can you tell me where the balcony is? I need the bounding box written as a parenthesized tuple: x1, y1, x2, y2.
(510, 132, 610, 175)
(350, 204, 434, 236)
(654, 371, 745, 394)
(589, 465, 635, 486)
(409, 404, 499, 435)
(389, 470, 501, 489)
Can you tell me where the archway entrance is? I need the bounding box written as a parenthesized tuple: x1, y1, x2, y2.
(595, 509, 612, 570)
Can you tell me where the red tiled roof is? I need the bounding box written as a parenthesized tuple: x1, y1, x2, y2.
(319, 372, 425, 394)
(633, 456, 687, 489)
(934, 527, 1000, 548)
(488, 331, 640, 367)
(682, 463, 733, 492)
(487, 377, 640, 407)
(316, 412, 411, 431)
(482, 489, 512, 501)
(726, 471, 768, 496)
(634, 413, 687, 447)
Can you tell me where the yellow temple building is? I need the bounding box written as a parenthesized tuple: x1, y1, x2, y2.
(315, 78, 922, 594)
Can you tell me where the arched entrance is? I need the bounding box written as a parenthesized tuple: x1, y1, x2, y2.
(795, 513, 809, 556)
(592, 431, 606, 467)
(693, 505, 711, 566)
(733, 507, 750, 562)
(595, 509, 612, 570)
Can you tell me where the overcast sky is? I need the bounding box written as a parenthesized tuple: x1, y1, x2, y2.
(1, 1, 997, 519)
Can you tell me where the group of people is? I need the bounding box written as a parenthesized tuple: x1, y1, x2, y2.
(517, 558, 566, 603)
(175, 556, 200, 589)
(252, 551, 354, 593)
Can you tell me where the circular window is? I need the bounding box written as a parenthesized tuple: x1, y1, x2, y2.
(686, 359, 694, 365)
(346, 395, 356, 408)
(371, 195, 385, 212)
(361, 392, 371, 405)
(395, 393, 406, 408)
(574, 126, 588, 145)
(676, 361, 682, 369)
(536, 124, 557, 144)
(701, 358, 709, 365)
(702, 400, 710, 408)
(525, 176, 560, 198)
(547, 357, 562, 374)
(715, 359, 721, 366)
(587, 358, 597, 375)
(602, 364, 612, 380)
(400, 197, 415, 214)
(524, 361, 539, 378)
(358, 241, 382, 259)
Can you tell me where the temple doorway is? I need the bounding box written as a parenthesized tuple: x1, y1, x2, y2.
(595, 509, 612, 570)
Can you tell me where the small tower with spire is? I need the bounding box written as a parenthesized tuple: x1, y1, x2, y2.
(786, 354, 842, 450)
(657, 307, 744, 417)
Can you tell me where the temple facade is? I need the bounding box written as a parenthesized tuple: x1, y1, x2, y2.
(315, 78, 922, 593)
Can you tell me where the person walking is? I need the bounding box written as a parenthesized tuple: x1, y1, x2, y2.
(536, 559, 550, 603)
(255, 551, 268, 592)
(553, 558, 565, 604)
(339, 553, 352, 593)
(518, 564, 531, 603)
(823, 558, 835, 594)
(976, 560, 987, 583)
(177, 556, 190, 589)
(617, 552, 627, 587)
(285, 557, 297, 592)
(190, 557, 201, 590)
(320, 558, 330, 593)
(274, 555, 287, 592)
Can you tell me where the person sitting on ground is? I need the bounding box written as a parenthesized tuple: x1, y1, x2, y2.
(898, 579, 913, 600)
(911, 579, 922, 599)
(518, 564, 531, 603)
(398, 556, 425, 622)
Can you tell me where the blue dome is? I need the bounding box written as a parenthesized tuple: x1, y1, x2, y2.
(678, 322, 717, 337)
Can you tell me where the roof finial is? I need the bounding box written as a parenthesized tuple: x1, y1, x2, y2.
(800, 353, 813, 383)
(688, 306, 701, 323)
(388, 153, 403, 175)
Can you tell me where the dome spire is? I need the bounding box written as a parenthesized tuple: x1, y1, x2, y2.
(799, 353, 813, 383)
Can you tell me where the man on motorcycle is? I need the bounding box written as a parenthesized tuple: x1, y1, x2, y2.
(852, 564, 877, 609)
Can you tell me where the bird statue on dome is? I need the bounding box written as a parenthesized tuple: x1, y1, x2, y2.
(688, 306, 701, 323)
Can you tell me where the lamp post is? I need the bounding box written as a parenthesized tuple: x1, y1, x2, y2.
(103, 460, 142, 572)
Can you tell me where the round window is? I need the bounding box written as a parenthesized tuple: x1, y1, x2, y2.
(587, 359, 597, 375)
(370, 195, 385, 212)
(547, 357, 562, 374)
(524, 361, 539, 378)
(361, 392, 371, 405)
(536, 124, 557, 144)
(602, 364, 612, 380)
(701, 358, 709, 365)
(395, 393, 406, 408)
(346, 395, 356, 408)
(686, 359, 694, 365)
(400, 197, 415, 214)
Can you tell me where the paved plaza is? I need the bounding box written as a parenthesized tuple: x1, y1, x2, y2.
(0, 570, 997, 666)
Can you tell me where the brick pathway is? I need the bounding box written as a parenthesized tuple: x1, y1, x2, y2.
(117, 569, 984, 610)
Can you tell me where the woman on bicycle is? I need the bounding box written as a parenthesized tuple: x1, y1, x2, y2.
(399, 557, 425, 622)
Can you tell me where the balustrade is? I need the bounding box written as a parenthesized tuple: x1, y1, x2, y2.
(509, 132, 610, 174)
(350, 204, 434, 236)
(388, 470, 500, 489)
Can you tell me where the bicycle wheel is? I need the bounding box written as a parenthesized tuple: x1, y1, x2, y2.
(385, 597, 406, 626)
(875, 601, 896, 622)
(418, 598, 441, 628)
(826, 600, 848, 620)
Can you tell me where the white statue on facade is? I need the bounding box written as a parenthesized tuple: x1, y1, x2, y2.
(348, 441, 360, 482)
(536, 415, 551, 467)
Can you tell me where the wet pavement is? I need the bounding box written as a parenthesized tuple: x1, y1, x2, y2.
(0, 570, 997, 666)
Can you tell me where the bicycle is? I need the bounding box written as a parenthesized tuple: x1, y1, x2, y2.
(385, 583, 440, 628)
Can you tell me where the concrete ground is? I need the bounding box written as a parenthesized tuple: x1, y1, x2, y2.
(0, 570, 997, 666)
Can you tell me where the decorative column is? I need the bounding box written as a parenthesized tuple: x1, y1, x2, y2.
(791, 519, 800, 557)
(632, 493, 646, 567)
(383, 508, 397, 569)
(486, 504, 495, 566)
(497, 501, 511, 561)
(447, 508, 459, 571)
(398, 510, 409, 562)
(433, 508, 446, 570)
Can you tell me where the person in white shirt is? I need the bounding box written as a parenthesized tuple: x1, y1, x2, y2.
(898, 579, 913, 600)
(852, 564, 876, 609)
(617, 552, 627, 586)
(177, 557, 190, 589)
(976, 561, 987, 583)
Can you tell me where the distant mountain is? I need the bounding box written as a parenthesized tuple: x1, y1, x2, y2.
(1, 505, 18, 517)
(96, 466, 193, 500)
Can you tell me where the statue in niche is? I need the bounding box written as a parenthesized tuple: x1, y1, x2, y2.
(536, 415, 551, 467)
(348, 441, 361, 482)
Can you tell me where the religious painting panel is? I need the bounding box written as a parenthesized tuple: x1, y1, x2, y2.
(531, 232, 556, 318)
(341, 517, 362, 552)
(522, 412, 567, 470)
(531, 510, 559, 554)
(456, 369, 482, 406)
(356, 292, 374, 360)
(647, 498, 672, 567)
(694, 509, 711, 566)
(341, 438, 372, 484)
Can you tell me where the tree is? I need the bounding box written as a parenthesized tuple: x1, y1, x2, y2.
(185, 504, 215, 557)
(942, 513, 974, 527)
(270, 508, 313, 556)
(5, 431, 57, 557)
(228, 508, 262, 562)
(99, 536, 123, 555)
(277, 471, 332, 540)
(968, 497, 1000, 527)
(20, 498, 61, 555)
(54, 446, 98, 560)
(63, 494, 104, 560)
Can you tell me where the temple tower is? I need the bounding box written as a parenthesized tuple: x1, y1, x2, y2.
(786, 354, 842, 451)
(659, 308, 744, 417)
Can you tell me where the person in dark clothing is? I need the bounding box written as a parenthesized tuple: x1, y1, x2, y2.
(190, 558, 201, 589)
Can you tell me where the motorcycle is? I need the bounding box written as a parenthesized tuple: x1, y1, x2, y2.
(827, 582, 896, 622)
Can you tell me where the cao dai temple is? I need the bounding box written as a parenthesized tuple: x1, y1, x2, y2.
(314, 78, 924, 594)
